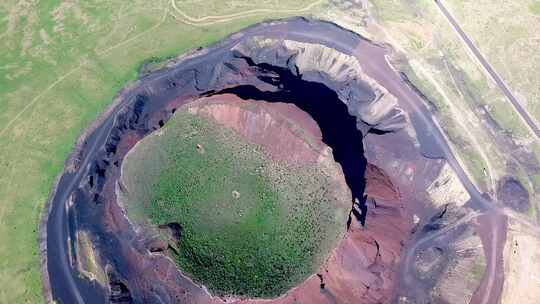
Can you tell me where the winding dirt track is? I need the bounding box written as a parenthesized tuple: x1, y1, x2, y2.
(41, 17, 527, 304)
(170, 0, 324, 25)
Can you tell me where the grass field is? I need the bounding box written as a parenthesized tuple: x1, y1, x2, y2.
(121, 110, 347, 297)
(0, 0, 324, 302)
(445, 0, 540, 120)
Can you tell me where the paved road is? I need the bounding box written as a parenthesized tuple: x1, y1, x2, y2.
(434, 0, 540, 139)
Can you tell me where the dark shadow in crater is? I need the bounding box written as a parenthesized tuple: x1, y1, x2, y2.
(212, 63, 368, 225)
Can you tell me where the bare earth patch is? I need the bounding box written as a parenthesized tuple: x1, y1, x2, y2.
(500, 219, 540, 304)
(185, 94, 325, 165)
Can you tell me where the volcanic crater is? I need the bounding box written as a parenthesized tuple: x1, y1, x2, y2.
(42, 17, 448, 304)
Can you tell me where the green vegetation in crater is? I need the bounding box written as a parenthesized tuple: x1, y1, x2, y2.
(121, 110, 347, 298)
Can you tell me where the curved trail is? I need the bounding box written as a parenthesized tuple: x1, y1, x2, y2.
(170, 0, 323, 25)
(43, 17, 532, 303)
(402, 210, 482, 285)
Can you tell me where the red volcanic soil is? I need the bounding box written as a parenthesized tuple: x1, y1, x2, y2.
(184, 94, 325, 164)
(365, 163, 400, 201)
(470, 210, 507, 304)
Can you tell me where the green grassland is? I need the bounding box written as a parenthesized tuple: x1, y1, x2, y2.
(0, 0, 324, 302)
(446, 0, 540, 120)
(121, 110, 348, 297)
